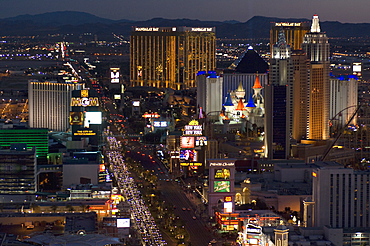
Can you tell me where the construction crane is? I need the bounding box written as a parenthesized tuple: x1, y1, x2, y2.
(321, 105, 362, 161)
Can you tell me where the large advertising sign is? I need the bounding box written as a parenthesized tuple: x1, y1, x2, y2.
(84, 112, 102, 125)
(353, 62, 361, 72)
(180, 149, 198, 162)
(181, 136, 195, 149)
(110, 67, 120, 83)
(195, 136, 207, 146)
(214, 168, 231, 179)
(117, 218, 130, 228)
(184, 120, 202, 135)
(153, 121, 168, 128)
(71, 97, 99, 107)
(70, 112, 83, 125)
(214, 181, 230, 192)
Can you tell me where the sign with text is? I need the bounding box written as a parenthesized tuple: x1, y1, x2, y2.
(71, 97, 99, 107)
(73, 129, 96, 136)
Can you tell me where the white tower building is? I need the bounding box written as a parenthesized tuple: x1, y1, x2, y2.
(196, 72, 223, 120)
(28, 80, 83, 131)
(329, 77, 358, 128)
(312, 162, 370, 228)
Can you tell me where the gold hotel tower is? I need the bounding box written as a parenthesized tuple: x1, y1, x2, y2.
(270, 22, 310, 52)
(130, 27, 216, 90)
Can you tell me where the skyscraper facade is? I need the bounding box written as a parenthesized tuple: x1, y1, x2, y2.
(29, 80, 83, 132)
(329, 77, 358, 129)
(302, 15, 330, 140)
(265, 31, 293, 159)
(312, 163, 370, 228)
(196, 71, 223, 120)
(0, 128, 48, 161)
(130, 27, 216, 90)
(292, 50, 309, 141)
(0, 145, 36, 194)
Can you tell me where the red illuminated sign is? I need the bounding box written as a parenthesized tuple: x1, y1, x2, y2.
(224, 196, 232, 202)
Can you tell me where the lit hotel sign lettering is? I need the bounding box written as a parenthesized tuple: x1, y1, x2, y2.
(191, 28, 213, 32)
(275, 23, 302, 27)
(135, 27, 159, 32)
(210, 162, 234, 167)
(71, 97, 99, 107)
(184, 125, 202, 135)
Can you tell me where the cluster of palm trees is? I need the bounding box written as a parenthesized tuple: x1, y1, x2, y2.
(31, 203, 90, 213)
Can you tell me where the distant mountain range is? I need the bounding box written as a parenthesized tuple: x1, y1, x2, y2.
(0, 11, 369, 39)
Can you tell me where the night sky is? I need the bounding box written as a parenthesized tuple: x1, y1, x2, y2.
(1, 0, 368, 23)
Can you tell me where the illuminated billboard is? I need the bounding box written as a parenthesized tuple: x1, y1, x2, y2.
(224, 201, 232, 213)
(214, 168, 231, 179)
(132, 101, 140, 107)
(84, 112, 102, 125)
(214, 181, 230, 192)
(110, 67, 120, 83)
(196, 136, 207, 146)
(117, 218, 130, 228)
(153, 121, 168, 128)
(181, 136, 195, 148)
(73, 129, 96, 136)
(99, 164, 105, 172)
(70, 112, 83, 125)
(353, 62, 361, 72)
(184, 123, 202, 135)
(71, 97, 99, 107)
(114, 94, 121, 100)
(180, 149, 197, 162)
(180, 162, 202, 166)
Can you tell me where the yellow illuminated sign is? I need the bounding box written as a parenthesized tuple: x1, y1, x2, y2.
(81, 89, 89, 97)
(275, 22, 302, 27)
(74, 130, 96, 136)
(69, 112, 83, 125)
(135, 27, 159, 32)
(188, 120, 200, 125)
(180, 162, 202, 166)
(71, 97, 99, 107)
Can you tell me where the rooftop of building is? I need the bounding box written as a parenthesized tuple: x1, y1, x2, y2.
(24, 233, 122, 246)
(226, 47, 269, 74)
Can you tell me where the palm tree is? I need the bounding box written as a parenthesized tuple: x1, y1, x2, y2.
(31, 203, 40, 213)
(66, 204, 74, 212)
(50, 205, 58, 213)
(80, 204, 90, 212)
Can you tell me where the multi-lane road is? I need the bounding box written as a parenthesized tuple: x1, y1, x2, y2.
(126, 149, 218, 246)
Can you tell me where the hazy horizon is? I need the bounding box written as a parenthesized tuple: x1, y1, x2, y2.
(0, 0, 369, 24)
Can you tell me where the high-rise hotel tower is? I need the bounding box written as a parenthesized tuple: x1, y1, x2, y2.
(270, 21, 310, 52)
(265, 30, 293, 159)
(29, 80, 83, 131)
(130, 27, 216, 89)
(302, 15, 330, 140)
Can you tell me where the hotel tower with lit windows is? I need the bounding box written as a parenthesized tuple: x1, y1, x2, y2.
(130, 27, 216, 89)
(302, 15, 330, 140)
(28, 80, 83, 131)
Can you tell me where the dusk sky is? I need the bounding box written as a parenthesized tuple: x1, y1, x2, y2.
(1, 0, 369, 23)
